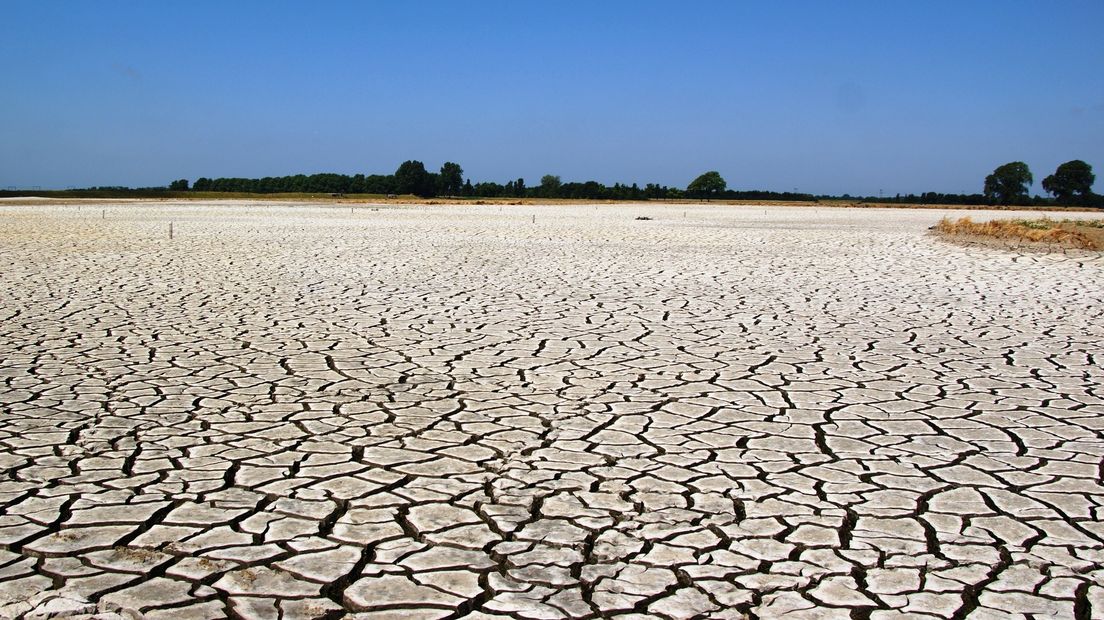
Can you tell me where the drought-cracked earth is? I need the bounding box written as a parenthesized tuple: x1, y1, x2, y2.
(0, 201, 1103, 620)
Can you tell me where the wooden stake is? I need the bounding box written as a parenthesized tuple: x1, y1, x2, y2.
(169, 222, 173, 239)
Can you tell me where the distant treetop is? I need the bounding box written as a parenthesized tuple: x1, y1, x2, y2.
(1042, 160, 1095, 205)
(687, 171, 727, 199)
(984, 162, 1032, 205)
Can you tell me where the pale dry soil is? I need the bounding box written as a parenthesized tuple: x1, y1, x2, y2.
(0, 202, 1102, 620)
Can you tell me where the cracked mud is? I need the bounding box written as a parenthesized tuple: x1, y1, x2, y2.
(0, 202, 1102, 619)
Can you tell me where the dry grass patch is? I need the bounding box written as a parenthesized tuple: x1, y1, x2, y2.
(933, 217, 1104, 250)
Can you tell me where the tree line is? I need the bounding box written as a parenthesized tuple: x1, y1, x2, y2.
(824, 160, 1098, 207)
(24, 158, 1096, 207)
(168, 162, 816, 202)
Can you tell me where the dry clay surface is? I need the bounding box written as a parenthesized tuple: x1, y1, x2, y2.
(0, 202, 1102, 620)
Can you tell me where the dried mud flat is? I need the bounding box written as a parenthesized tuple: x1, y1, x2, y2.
(0, 201, 1102, 620)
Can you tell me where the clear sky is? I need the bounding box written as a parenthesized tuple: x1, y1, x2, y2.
(2, 1, 1102, 195)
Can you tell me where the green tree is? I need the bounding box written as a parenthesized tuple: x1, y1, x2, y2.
(169, 179, 189, 191)
(984, 162, 1033, 205)
(539, 174, 562, 198)
(394, 160, 434, 197)
(687, 171, 726, 199)
(364, 174, 396, 194)
(1042, 160, 1095, 204)
(439, 162, 464, 196)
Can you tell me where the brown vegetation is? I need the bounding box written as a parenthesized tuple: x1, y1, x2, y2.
(932, 217, 1104, 250)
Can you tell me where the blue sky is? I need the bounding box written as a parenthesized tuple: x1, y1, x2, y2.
(2, 1, 1102, 195)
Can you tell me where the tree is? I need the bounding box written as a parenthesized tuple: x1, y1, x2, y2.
(363, 174, 396, 194)
(473, 181, 504, 197)
(1042, 160, 1095, 204)
(394, 160, 434, 197)
(169, 179, 189, 191)
(984, 162, 1033, 205)
(687, 171, 726, 199)
(539, 175, 562, 198)
(439, 162, 463, 196)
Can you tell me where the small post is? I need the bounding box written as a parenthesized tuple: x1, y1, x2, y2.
(169, 222, 173, 239)
(532, 214, 535, 224)
(102, 209, 105, 220)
